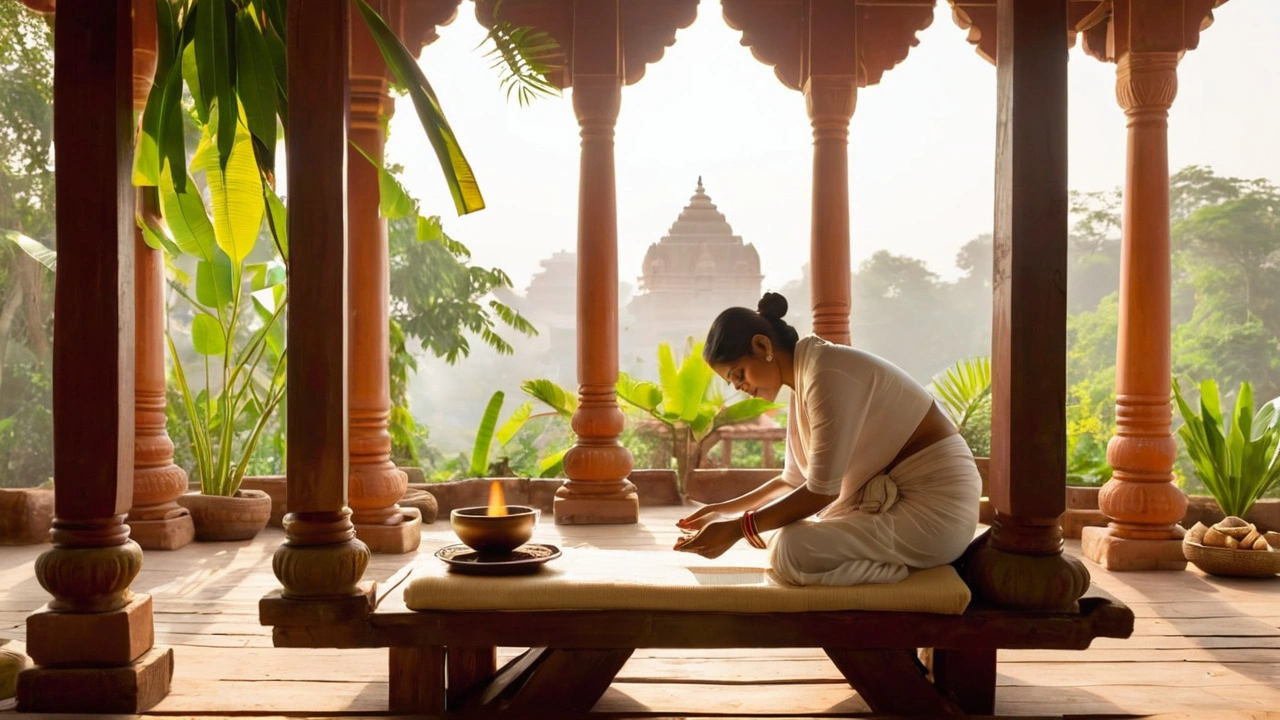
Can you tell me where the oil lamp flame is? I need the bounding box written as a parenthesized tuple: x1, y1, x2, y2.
(487, 481, 508, 517)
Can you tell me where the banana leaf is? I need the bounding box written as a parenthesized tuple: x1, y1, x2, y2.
(470, 391, 505, 477)
(355, 0, 484, 215)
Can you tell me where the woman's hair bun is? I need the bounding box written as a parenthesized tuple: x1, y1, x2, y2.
(757, 292, 789, 320)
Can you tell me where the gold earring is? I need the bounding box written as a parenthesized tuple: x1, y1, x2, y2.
(766, 354, 773, 362)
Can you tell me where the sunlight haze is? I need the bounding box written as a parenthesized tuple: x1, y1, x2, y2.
(388, 1, 1280, 291)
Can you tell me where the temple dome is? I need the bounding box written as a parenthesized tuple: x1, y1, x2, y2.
(639, 178, 762, 290)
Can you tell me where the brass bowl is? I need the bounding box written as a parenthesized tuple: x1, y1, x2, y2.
(450, 506, 537, 555)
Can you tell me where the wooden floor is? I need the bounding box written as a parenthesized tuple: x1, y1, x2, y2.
(2, 505, 1279, 718)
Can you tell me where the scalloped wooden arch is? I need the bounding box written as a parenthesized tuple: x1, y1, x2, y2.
(948, 0, 1227, 65)
(721, 0, 935, 92)
(473, 0, 697, 89)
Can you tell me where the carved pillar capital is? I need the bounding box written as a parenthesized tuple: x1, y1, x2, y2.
(572, 74, 623, 138)
(804, 75, 857, 138)
(1115, 51, 1179, 122)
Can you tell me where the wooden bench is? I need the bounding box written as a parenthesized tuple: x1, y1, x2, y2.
(260, 549, 1134, 716)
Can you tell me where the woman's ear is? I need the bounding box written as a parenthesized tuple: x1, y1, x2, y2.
(751, 334, 773, 360)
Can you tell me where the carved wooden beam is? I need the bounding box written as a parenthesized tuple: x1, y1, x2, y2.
(474, 0, 696, 89)
(722, 0, 934, 90)
(949, 0, 1110, 64)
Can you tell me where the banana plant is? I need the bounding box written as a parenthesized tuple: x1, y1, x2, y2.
(155, 109, 287, 498)
(617, 340, 780, 498)
(466, 390, 543, 478)
(1174, 378, 1280, 519)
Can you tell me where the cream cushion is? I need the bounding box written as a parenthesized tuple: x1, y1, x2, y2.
(404, 547, 971, 615)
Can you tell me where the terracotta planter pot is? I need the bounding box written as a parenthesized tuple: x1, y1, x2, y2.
(239, 476, 287, 527)
(176, 489, 272, 541)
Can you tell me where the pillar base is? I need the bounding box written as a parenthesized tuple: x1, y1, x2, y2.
(17, 645, 173, 713)
(259, 581, 377, 627)
(354, 507, 422, 554)
(554, 485, 639, 525)
(1082, 526, 1187, 571)
(129, 514, 195, 551)
(27, 594, 154, 667)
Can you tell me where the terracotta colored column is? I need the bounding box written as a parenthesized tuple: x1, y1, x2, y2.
(127, 0, 194, 552)
(1082, 5, 1188, 571)
(18, 0, 173, 712)
(347, 0, 421, 554)
(555, 0, 638, 525)
(269, 0, 371, 602)
(964, 0, 1090, 612)
(805, 1, 858, 346)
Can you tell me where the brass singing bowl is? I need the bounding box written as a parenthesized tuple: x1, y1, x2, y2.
(450, 506, 537, 555)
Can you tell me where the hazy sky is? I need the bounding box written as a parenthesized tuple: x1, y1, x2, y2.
(387, 1, 1280, 292)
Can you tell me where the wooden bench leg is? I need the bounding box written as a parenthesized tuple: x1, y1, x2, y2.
(389, 646, 445, 713)
(932, 647, 997, 714)
(447, 645, 497, 708)
(464, 647, 634, 713)
(824, 648, 962, 716)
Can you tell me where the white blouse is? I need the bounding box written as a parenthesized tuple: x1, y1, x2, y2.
(780, 336, 935, 503)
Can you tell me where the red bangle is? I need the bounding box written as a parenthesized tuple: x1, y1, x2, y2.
(741, 511, 766, 549)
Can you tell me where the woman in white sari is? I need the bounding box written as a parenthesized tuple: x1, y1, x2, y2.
(674, 292, 981, 586)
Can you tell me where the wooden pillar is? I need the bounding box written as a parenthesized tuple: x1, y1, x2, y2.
(269, 0, 372, 601)
(17, 0, 174, 712)
(1083, 0, 1197, 571)
(805, 1, 857, 346)
(964, 0, 1090, 611)
(555, 0, 638, 525)
(127, 0, 194, 552)
(347, 0, 422, 554)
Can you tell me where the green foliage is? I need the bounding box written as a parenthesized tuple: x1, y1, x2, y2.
(1173, 378, 1280, 518)
(928, 356, 991, 434)
(618, 340, 780, 496)
(481, 1, 563, 107)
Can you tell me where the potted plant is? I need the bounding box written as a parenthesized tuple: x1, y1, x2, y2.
(1174, 378, 1280, 577)
(615, 340, 779, 501)
(159, 114, 283, 541)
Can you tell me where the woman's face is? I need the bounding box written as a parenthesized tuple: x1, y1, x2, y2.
(710, 335, 781, 402)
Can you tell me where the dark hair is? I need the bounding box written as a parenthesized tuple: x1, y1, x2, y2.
(703, 292, 800, 365)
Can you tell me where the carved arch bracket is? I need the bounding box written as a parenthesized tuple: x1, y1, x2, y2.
(402, 0, 465, 57)
(948, 0, 1227, 66)
(722, 0, 934, 91)
(474, 0, 697, 89)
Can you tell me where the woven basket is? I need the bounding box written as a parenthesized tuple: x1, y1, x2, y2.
(1183, 540, 1280, 578)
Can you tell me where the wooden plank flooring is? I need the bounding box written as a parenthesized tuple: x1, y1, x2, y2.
(2, 505, 1278, 717)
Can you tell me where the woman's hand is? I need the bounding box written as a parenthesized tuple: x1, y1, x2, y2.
(673, 517, 743, 559)
(676, 503, 726, 533)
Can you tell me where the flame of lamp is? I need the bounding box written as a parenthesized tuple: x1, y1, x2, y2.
(451, 506, 537, 555)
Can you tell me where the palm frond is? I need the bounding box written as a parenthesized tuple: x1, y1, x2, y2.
(929, 357, 992, 432)
(480, 4, 562, 108)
